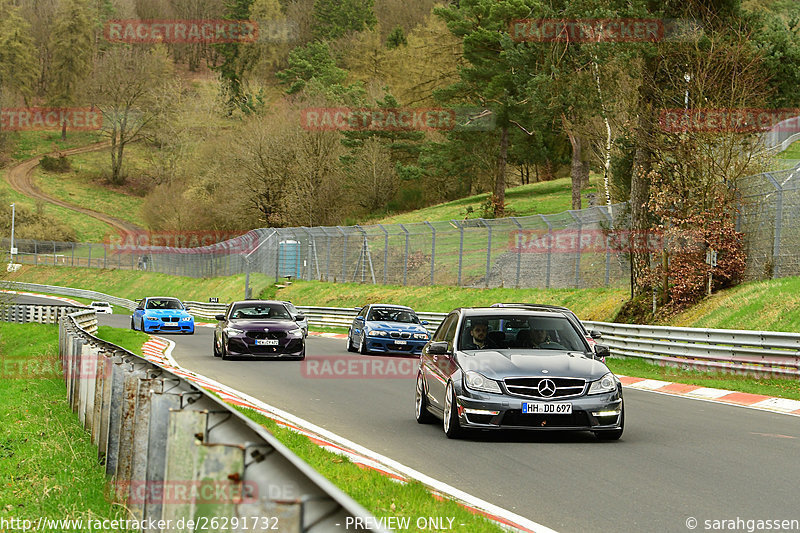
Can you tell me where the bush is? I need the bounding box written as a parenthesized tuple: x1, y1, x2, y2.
(40, 155, 71, 172)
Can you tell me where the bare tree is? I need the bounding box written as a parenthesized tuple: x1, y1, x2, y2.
(85, 46, 175, 184)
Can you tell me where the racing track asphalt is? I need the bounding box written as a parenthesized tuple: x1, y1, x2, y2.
(96, 313, 800, 533)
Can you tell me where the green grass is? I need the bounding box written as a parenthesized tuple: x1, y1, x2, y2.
(664, 275, 800, 332)
(777, 140, 800, 159)
(232, 406, 504, 533)
(9, 131, 104, 161)
(5, 265, 277, 304)
(607, 357, 800, 400)
(0, 322, 133, 528)
(95, 326, 150, 356)
(276, 279, 627, 322)
(367, 175, 604, 225)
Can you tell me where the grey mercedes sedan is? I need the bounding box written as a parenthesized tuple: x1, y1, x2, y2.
(415, 307, 623, 440)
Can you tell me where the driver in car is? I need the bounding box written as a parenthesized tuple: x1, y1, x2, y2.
(463, 319, 498, 350)
(531, 328, 566, 349)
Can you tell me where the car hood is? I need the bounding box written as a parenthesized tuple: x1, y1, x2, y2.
(456, 350, 609, 381)
(366, 321, 427, 332)
(144, 309, 190, 317)
(227, 319, 297, 331)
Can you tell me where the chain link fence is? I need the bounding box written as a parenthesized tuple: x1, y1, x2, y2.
(2, 174, 798, 287)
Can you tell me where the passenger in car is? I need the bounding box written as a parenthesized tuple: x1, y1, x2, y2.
(462, 320, 498, 350)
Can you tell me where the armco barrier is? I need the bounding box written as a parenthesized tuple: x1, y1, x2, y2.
(9, 281, 800, 377)
(584, 321, 800, 377)
(59, 310, 387, 532)
(3, 281, 137, 310)
(1, 304, 97, 333)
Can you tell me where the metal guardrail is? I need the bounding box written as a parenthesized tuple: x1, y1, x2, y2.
(1, 304, 97, 334)
(3, 281, 137, 310)
(584, 321, 800, 377)
(59, 310, 387, 533)
(9, 281, 799, 377)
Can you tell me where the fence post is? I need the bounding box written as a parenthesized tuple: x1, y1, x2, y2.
(451, 220, 464, 287)
(399, 224, 409, 286)
(424, 221, 435, 285)
(764, 173, 783, 278)
(322, 228, 332, 282)
(275, 230, 282, 282)
(34, 240, 38, 265)
(481, 219, 492, 288)
(540, 214, 552, 289)
(103, 243, 107, 269)
(511, 217, 522, 288)
(337, 226, 347, 283)
(568, 210, 582, 287)
(378, 224, 388, 285)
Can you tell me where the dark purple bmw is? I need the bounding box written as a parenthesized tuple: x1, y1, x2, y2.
(213, 300, 306, 360)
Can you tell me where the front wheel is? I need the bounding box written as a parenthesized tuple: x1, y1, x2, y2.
(130, 317, 135, 330)
(443, 382, 464, 439)
(220, 339, 230, 361)
(213, 337, 221, 358)
(359, 335, 370, 355)
(346, 330, 357, 352)
(415, 372, 435, 424)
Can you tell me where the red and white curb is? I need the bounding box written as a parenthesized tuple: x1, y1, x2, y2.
(139, 335, 557, 533)
(1, 289, 83, 306)
(618, 376, 800, 416)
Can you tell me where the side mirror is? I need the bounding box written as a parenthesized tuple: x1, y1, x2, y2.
(594, 344, 610, 358)
(421, 320, 429, 325)
(356, 315, 364, 321)
(215, 314, 225, 321)
(428, 341, 451, 355)
(295, 313, 305, 321)
(590, 330, 603, 339)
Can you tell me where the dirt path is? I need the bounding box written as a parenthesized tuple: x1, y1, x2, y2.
(4, 141, 143, 235)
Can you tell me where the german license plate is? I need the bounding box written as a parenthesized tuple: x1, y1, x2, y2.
(522, 402, 572, 414)
(256, 339, 279, 346)
(394, 340, 407, 345)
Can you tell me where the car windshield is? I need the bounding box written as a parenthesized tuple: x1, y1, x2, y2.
(459, 315, 587, 352)
(230, 304, 291, 320)
(367, 308, 419, 323)
(146, 299, 183, 310)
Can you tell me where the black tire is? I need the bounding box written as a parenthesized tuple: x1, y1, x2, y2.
(359, 334, 370, 355)
(220, 339, 230, 361)
(346, 330, 357, 352)
(443, 381, 464, 439)
(594, 403, 624, 441)
(130, 317, 135, 330)
(415, 371, 436, 424)
(213, 337, 221, 358)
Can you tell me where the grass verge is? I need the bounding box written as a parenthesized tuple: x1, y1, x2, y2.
(606, 357, 800, 400)
(5, 265, 277, 304)
(94, 326, 150, 357)
(0, 322, 133, 528)
(231, 405, 504, 533)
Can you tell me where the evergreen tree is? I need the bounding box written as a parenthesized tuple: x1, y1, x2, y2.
(49, 0, 94, 140)
(312, 0, 377, 41)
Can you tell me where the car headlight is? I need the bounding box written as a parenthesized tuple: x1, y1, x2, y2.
(588, 372, 618, 395)
(464, 371, 502, 394)
(288, 328, 303, 337)
(368, 330, 388, 337)
(224, 327, 245, 336)
(144, 315, 158, 321)
(413, 333, 429, 340)
(181, 316, 193, 321)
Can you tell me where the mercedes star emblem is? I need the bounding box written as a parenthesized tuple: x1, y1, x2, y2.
(537, 379, 557, 398)
(263, 328, 270, 332)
